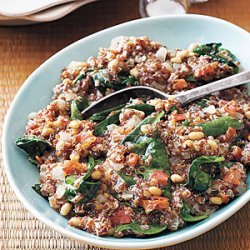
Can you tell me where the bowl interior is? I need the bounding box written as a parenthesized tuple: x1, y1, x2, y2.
(3, 15, 250, 249)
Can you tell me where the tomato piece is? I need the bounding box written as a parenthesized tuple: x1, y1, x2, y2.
(231, 146, 243, 160)
(172, 79, 188, 90)
(142, 196, 169, 213)
(172, 113, 187, 122)
(126, 153, 140, 167)
(224, 169, 241, 186)
(225, 100, 238, 116)
(111, 210, 131, 225)
(226, 127, 237, 141)
(149, 170, 169, 186)
(63, 160, 86, 175)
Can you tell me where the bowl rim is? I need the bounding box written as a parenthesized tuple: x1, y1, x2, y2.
(2, 14, 250, 249)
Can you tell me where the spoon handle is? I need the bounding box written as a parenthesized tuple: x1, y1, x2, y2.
(174, 70, 250, 105)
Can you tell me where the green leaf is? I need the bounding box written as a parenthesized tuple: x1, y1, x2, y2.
(122, 111, 165, 144)
(180, 200, 209, 222)
(193, 43, 238, 73)
(168, 105, 179, 114)
(135, 166, 152, 179)
(77, 181, 100, 203)
(131, 136, 154, 155)
(182, 120, 190, 127)
(186, 74, 198, 83)
(73, 73, 85, 84)
(78, 155, 96, 184)
(127, 103, 155, 116)
(32, 184, 42, 195)
(193, 43, 222, 56)
(219, 48, 237, 60)
(144, 133, 170, 171)
(89, 104, 126, 122)
(196, 99, 208, 108)
(118, 171, 136, 186)
(185, 156, 225, 191)
(93, 110, 121, 136)
(114, 223, 166, 236)
(16, 136, 51, 158)
(198, 116, 242, 137)
(70, 97, 89, 120)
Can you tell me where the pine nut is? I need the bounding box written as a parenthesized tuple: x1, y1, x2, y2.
(130, 67, 139, 78)
(41, 127, 54, 137)
(69, 153, 80, 162)
(183, 140, 194, 148)
(60, 202, 72, 216)
(148, 186, 162, 196)
(68, 217, 82, 228)
(170, 174, 184, 183)
(170, 57, 182, 64)
(209, 197, 223, 205)
(245, 111, 250, 119)
(207, 140, 218, 150)
(91, 170, 102, 180)
(188, 132, 204, 140)
(69, 120, 80, 129)
(176, 50, 189, 59)
(143, 190, 151, 198)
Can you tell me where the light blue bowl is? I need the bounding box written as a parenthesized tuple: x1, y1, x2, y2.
(3, 15, 250, 249)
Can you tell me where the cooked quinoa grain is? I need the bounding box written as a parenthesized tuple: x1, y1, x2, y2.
(16, 37, 249, 237)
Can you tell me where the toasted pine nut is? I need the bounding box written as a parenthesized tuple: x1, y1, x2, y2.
(41, 127, 54, 137)
(69, 120, 80, 129)
(68, 217, 82, 228)
(171, 174, 184, 183)
(143, 190, 151, 198)
(130, 67, 139, 78)
(60, 202, 72, 216)
(188, 132, 204, 140)
(170, 57, 182, 64)
(209, 197, 223, 205)
(91, 170, 102, 180)
(69, 153, 80, 162)
(148, 186, 162, 196)
(245, 111, 250, 119)
(207, 140, 218, 150)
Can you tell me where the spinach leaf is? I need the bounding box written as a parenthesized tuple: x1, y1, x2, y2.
(185, 156, 225, 191)
(162, 186, 171, 199)
(118, 171, 136, 186)
(131, 136, 154, 155)
(182, 120, 190, 127)
(168, 105, 179, 114)
(219, 48, 237, 60)
(186, 74, 198, 83)
(70, 97, 89, 120)
(92, 70, 138, 93)
(73, 73, 85, 84)
(193, 43, 222, 56)
(180, 200, 209, 222)
(32, 184, 42, 196)
(122, 111, 165, 144)
(65, 156, 100, 203)
(93, 110, 121, 136)
(193, 43, 238, 73)
(198, 116, 242, 137)
(128, 104, 155, 116)
(144, 133, 170, 171)
(89, 104, 126, 122)
(77, 155, 96, 185)
(77, 181, 100, 203)
(196, 99, 208, 108)
(114, 222, 166, 235)
(16, 136, 51, 158)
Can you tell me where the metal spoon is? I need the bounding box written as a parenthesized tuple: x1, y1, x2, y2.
(82, 70, 250, 119)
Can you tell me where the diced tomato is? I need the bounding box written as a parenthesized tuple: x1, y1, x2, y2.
(172, 113, 187, 122)
(126, 153, 140, 167)
(142, 196, 169, 213)
(63, 160, 86, 175)
(224, 169, 241, 186)
(226, 127, 237, 141)
(231, 146, 243, 160)
(220, 194, 229, 204)
(225, 100, 238, 116)
(172, 79, 188, 90)
(149, 170, 169, 186)
(111, 210, 131, 225)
